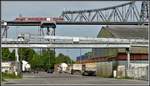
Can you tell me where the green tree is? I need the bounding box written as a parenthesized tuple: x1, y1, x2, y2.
(18, 48, 35, 62)
(48, 49, 55, 68)
(2, 48, 11, 61)
(41, 49, 55, 70)
(8, 49, 16, 61)
(30, 53, 41, 70)
(55, 53, 74, 64)
(17, 48, 74, 71)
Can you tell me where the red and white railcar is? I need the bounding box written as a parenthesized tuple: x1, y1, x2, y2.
(15, 16, 64, 22)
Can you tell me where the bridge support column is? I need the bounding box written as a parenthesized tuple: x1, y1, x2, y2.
(126, 48, 130, 70)
(126, 48, 131, 77)
(15, 48, 19, 62)
(40, 22, 56, 71)
(15, 48, 21, 76)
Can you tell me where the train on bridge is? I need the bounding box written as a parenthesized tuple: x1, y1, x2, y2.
(15, 16, 64, 22)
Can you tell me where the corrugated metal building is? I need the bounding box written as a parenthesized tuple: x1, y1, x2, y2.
(76, 25, 148, 64)
(92, 25, 148, 62)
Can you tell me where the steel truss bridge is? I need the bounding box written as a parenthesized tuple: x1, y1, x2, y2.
(1, 36, 148, 48)
(62, 1, 149, 25)
(1, 1, 149, 26)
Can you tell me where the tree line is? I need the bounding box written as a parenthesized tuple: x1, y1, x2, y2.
(2, 48, 74, 71)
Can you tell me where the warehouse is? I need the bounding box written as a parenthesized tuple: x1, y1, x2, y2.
(77, 25, 148, 63)
(76, 25, 148, 79)
(92, 25, 148, 64)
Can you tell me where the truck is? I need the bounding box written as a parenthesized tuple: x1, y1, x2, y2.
(70, 64, 83, 75)
(82, 63, 96, 76)
(22, 60, 31, 72)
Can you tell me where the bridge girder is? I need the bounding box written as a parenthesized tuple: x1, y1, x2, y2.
(1, 43, 148, 48)
(140, 1, 149, 22)
(62, 1, 149, 24)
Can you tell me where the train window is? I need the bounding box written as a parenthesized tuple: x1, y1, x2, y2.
(16, 18, 19, 20)
(47, 18, 51, 21)
(21, 18, 26, 21)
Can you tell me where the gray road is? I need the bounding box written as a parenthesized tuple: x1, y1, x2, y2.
(1, 72, 149, 86)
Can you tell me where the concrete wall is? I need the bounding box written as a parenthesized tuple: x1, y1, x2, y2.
(127, 63, 149, 81)
(95, 61, 148, 81)
(115, 62, 148, 81)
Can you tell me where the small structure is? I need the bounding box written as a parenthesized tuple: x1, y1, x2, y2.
(60, 63, 68, 72)
(1, 61, 16, 73)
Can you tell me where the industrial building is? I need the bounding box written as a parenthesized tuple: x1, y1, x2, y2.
(77, 25, 148, 64)
(76, 25, 148, 79)
(92, 25, 148, 63)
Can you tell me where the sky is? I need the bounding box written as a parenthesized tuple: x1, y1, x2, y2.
(1, 1, 142, 60)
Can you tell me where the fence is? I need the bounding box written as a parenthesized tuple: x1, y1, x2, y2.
(127, 63, 149, 81)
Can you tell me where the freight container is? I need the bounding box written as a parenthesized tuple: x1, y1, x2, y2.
(82, 63, 96, 76)
(71, 64, 83, 75)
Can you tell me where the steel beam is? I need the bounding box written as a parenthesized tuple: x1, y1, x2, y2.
(1, 43, 148, 48)
(4, 21, 149, 26)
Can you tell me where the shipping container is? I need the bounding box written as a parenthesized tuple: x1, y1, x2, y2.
(82, 63, 96, 76)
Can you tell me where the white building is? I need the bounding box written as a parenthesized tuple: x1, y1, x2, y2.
(60, 63, 68, 72)
(1, 61, 16, 73)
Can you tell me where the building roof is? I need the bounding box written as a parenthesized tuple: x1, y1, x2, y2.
(93, 25, 148, 57)
(100, 25, 148, 39)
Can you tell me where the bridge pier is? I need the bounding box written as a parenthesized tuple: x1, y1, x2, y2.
(40, 22, 56, 70)
(15, 48, 21, 76)
(126, 48, 131, 77)
(126, 48, 130, 70)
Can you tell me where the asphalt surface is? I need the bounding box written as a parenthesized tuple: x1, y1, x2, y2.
(1, 72, 149, 86)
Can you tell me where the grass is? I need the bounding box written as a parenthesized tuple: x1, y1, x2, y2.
(2, 78, 6, 81)
(2, 72, 22, 79)
(115, 76, 134, 80)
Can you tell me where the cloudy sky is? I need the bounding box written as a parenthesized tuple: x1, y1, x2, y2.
(1, 1, 142, 60)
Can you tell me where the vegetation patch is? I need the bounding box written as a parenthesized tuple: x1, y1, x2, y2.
(116, 76, 134, 80)
(2, 48, 74, 72)
(2, 72, 22, 79)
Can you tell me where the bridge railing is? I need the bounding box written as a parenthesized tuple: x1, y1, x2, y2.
(1, 36, 148, 45)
